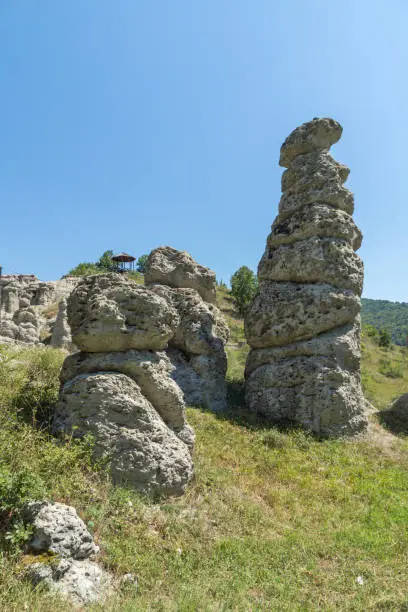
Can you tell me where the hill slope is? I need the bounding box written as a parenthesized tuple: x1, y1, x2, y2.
(0, 288, 408, 610)
(362, 298, 408, 346)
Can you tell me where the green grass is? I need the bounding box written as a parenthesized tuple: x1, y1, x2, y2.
(1, 292, 408, 609)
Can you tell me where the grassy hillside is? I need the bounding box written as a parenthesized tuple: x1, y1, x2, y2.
(1, 289, 408, 610)
(362, 298, 408, 346)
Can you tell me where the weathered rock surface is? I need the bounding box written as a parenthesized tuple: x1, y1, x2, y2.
(24, 501, 98, 560)
(245, 118, 367, 437)
(54, 372, 193, 496)
(50, 299, 74, 350)
(60, 349, 188, 435)
(55, 273, 197, 495)
(67, 273, 180, 353)
(23, 501, 112, 606)
(245, 282, 360, 349)
(26, 558, 112, 607)
(55, 249, 228, 495)
(145, 246, 217, 304)
(268, 204, 362, 250)
(279, 117, 342, 168)
(258, 237, 364, 294)
(0, 275, 78, 346)
(147, 275, 229, 411)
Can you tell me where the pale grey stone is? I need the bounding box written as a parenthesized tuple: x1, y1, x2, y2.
(24, 501, 98, 559)
(245, 117, 367, 437)
(245, 355, 368, 437)
(145, 246, 217, 304)
(245, 281, 360, 349)
(54, 372, 194, 497)
(258, 237, 364, 294)
(268, 204, 362, 250)
(245, 322, 361, 376)
(50, 299, 73, 350)
(279, 117, 342, 168)
(26, 558, 113, 606)
(0, 276, 79, 347)
(150, 285, 229, 355)
(167, 348, 228, 412)
(281, 150, 349, 194)
(60, 349, 188, 433)
(278, 186, 354, 220)
(67, 274, 180, 353)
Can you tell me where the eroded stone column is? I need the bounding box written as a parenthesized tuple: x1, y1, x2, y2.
(244, 118, 368, 437)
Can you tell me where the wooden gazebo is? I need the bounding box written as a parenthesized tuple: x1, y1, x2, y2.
(112, 252, 136, 273)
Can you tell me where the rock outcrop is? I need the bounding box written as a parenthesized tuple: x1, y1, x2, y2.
(145, 247, 229, 411)
(50, 298, 74, 350)
(244, 118, 368, 437)
(23, 501, 112, 606)
(145, 246, 217, 304)
(0, 275, 78, 347)
(54, 273, 195, 497)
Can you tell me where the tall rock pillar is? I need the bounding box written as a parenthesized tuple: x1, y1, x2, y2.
(244, 118, 368, 437)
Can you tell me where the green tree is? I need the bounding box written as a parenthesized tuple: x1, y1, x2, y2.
(136, 254, 149, 273)
(230, 266, 258, 315)
(96, 249, 114, 271)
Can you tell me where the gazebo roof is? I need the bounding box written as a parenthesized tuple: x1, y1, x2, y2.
(112, 252, 136, 263)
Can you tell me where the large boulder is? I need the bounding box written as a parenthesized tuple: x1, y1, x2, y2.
(67, 274, 180, 352)
(244, 118, 368, 437)
(145, 246, 217, 304)
(54, 372, 194, 497)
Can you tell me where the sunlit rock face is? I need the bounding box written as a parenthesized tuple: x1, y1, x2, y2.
(244, 118, 368, 437)
(54, 272, 195, 497)
(145, 247, 229, 412)
(0, 275, 78, 346)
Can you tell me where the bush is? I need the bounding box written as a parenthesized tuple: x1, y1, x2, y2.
(378, 328, 392, 348)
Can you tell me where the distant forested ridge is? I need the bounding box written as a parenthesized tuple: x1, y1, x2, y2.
(362, 298, 408, 346)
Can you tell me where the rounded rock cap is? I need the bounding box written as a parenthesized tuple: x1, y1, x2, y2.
(279, 117, 343, 168)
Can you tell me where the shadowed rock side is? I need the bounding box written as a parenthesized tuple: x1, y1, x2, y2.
(54, 273, 194, 497)
(244, 118, 368, 437)
(145, 247, 229, 412)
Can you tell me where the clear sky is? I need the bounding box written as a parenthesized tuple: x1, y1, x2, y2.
(1, 1, 407, 300)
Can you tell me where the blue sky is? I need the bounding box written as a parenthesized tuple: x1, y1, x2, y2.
(1, 1, 407, 300)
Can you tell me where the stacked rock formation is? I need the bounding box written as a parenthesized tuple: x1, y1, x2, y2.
(244, 118, 368, 437)
(0, 275, 77, 346)
(145, 246, 229, 412)
(53, 273, 195, 497)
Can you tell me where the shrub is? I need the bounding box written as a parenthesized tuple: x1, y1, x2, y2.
(378, 328, 392, 348)
(0, 466, 46, 550)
